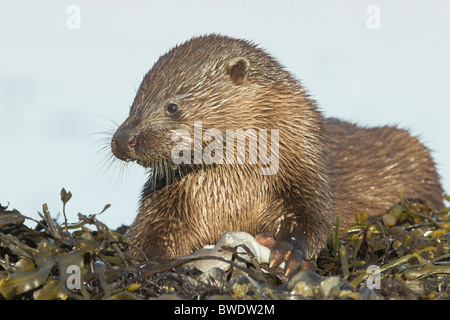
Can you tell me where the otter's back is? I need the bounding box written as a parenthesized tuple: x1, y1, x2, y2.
(324, 118, 443, 227)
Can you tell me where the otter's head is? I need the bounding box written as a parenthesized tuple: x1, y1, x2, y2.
(111, 34, 297, 184)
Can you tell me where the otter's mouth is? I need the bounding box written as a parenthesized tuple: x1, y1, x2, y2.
(111, 128, 197, 193)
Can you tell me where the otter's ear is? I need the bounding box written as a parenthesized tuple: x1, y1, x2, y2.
(226, 57, 250, 86)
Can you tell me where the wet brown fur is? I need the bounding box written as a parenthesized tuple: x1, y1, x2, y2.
(111, 34, 443, 260)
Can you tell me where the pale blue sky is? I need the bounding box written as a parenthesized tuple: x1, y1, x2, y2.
(0, 1, 449, 229)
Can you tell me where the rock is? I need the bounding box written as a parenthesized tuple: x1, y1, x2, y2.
(287, 270, 324, 291)
(359, 282, 383, 300)
(197, 267, 226, 287)
(319, 276, 352, 299)
(181, 232, 271, 273)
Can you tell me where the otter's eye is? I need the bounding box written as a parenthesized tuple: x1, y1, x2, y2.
(166, 103, 179, 115)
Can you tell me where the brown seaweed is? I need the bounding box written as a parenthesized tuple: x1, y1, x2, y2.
(0, 189, 449, 300)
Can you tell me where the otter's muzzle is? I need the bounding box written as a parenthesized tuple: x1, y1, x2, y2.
(111, 126, 139, 160)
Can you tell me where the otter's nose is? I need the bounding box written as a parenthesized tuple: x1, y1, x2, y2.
(112, 127, 139, 157)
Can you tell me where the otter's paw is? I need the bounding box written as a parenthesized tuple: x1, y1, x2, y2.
(255, 232, 316, 277)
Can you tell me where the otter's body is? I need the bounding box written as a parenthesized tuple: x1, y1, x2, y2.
(111, 35, 443, 261)
(326, 118, 443, 227)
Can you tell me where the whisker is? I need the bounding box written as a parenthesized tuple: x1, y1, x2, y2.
(91, 113, 121, 128)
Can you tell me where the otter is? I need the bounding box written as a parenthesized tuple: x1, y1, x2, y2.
(111, 34, 443, 272)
